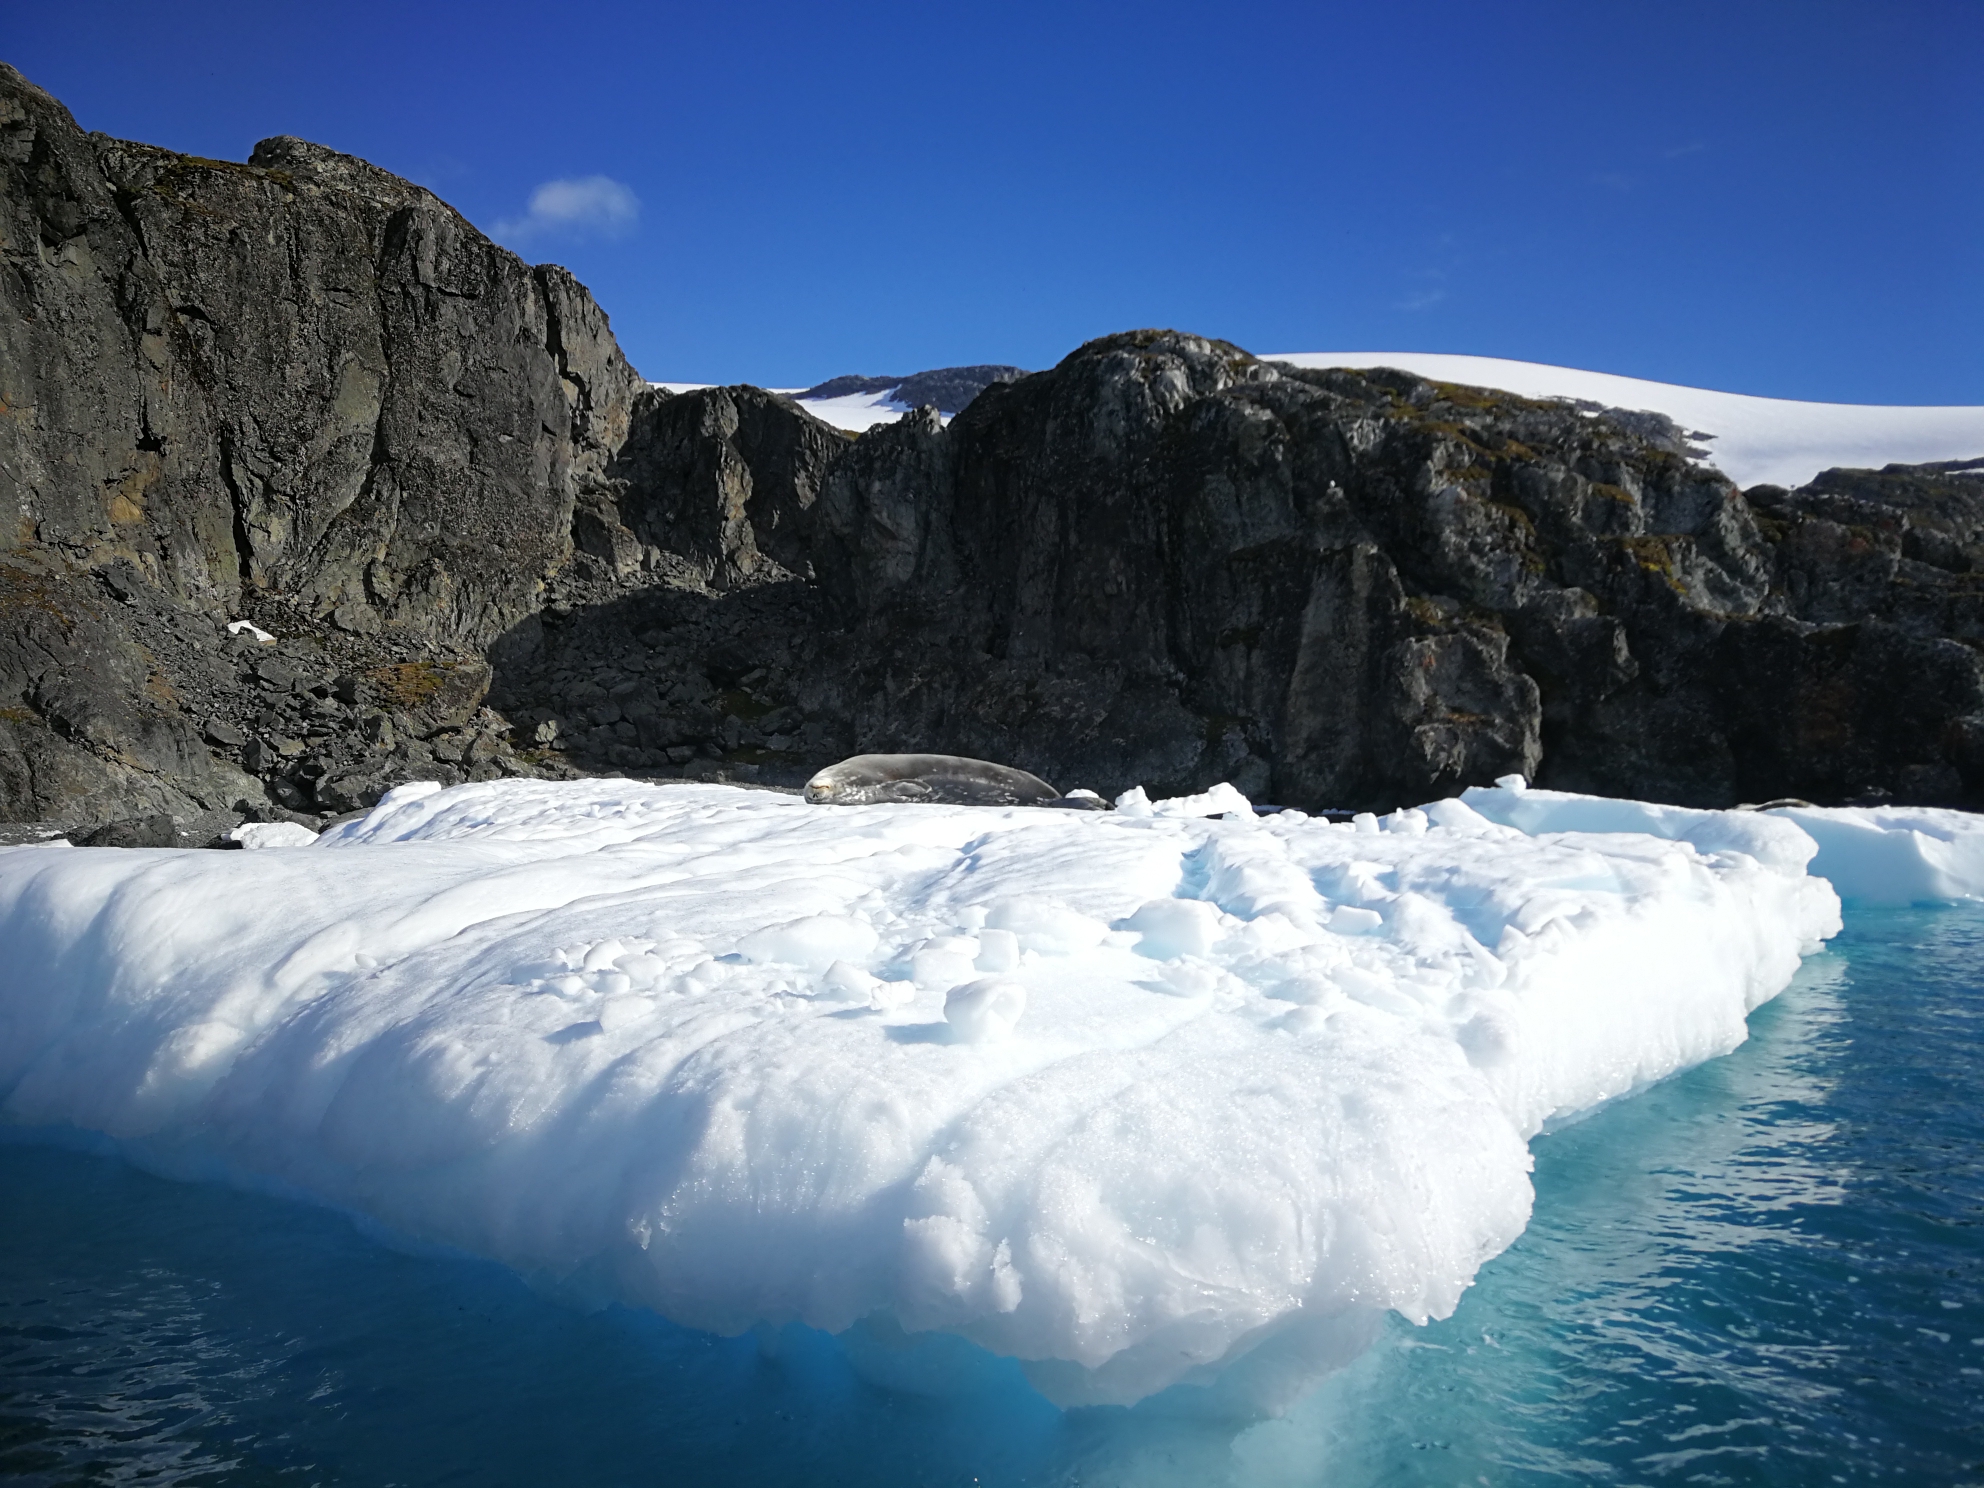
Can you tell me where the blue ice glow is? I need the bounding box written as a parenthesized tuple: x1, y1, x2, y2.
(4, 907, 1978, 1485)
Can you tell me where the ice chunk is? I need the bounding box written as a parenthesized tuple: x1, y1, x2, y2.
(1153, 959, 1221, 997)
(1329, 905, 1385, 934)
(944, 978, 1027, 1042)
(820, 960, 878, 1002)
(227, 821, 320, 849)
(1119, 898, 1222, 959)
(1146, 781, 1256, 819)
(869, 978, 918, 1011)
(1113, 785, 1155, 817)
(983, 898, 1106, 956)
(973, 929, 1020, 973)
(0, 776, 1840, 1412)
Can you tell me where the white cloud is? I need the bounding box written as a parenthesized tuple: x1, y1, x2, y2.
(494, 175, 640, 244)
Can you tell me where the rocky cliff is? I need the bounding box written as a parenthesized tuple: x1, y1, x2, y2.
(798, 335, 1984, 809)
(504, 332, 1984, 812)
(1, 62, 641, 832)
(4, 62, 1982, 839)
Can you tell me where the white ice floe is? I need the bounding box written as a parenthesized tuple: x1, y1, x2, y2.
(1464, 774, 1984, 908)
(1763, 804, 1984, 906)
(1266, 352, 1984, 490)
(0, 777, 1841, 1410)
(1459, 774, 1822, 876)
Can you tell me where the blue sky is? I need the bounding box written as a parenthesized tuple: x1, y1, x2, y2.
(6, 1, 1979, 401)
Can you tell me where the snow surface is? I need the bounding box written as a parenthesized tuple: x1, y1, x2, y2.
(788, 389, 938, 432)
(1463, 775, 1984, 909)
(1266, 352, 1984, 490)
(1764, 804, 1984, 907)
(0, 776, 1846, 1411)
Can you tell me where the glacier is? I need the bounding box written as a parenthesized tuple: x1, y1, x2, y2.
(12, 773, 1969, 1413)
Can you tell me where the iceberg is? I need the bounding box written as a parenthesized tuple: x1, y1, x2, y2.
(0, 778, 1844, 1409)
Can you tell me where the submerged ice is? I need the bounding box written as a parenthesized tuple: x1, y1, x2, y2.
(0, 777, 1852, 1409)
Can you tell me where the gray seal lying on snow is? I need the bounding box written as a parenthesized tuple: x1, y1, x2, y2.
(804, 753, 1100, 808)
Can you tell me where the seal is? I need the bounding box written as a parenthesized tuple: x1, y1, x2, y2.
(804, 753, 1070, 807)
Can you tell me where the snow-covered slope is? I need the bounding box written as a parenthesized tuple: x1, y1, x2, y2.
(0, 776, 1844, 1411)
(651, 383, 937, 433)
(786, 387, 930, 432)
(1267, 352, 1984, 490)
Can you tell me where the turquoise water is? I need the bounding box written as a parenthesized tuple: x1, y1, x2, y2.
(3, 908, 1979, 1486)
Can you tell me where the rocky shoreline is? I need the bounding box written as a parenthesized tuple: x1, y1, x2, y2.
(5, 61, 1983, 844)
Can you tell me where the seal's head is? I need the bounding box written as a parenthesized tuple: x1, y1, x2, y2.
(805, 753, 1064, 807)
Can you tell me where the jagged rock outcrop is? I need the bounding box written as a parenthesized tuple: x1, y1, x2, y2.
(5, 60, 1982, 833)
(588, 385, 849, 587)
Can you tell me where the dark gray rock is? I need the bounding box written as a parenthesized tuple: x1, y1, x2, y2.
(796, 374, 908, 400)
(313, 759, 399, 814)
(3, 66, 642, 650)
(891, 366, 1027, 416)
(78, 813, 179, 848)
(596, 386, 849, 588)
(0, 556, 264, 825)
(800, 334, 1554, 804)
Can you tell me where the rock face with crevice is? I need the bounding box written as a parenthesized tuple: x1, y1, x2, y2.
(4, 61, 1983, 837)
